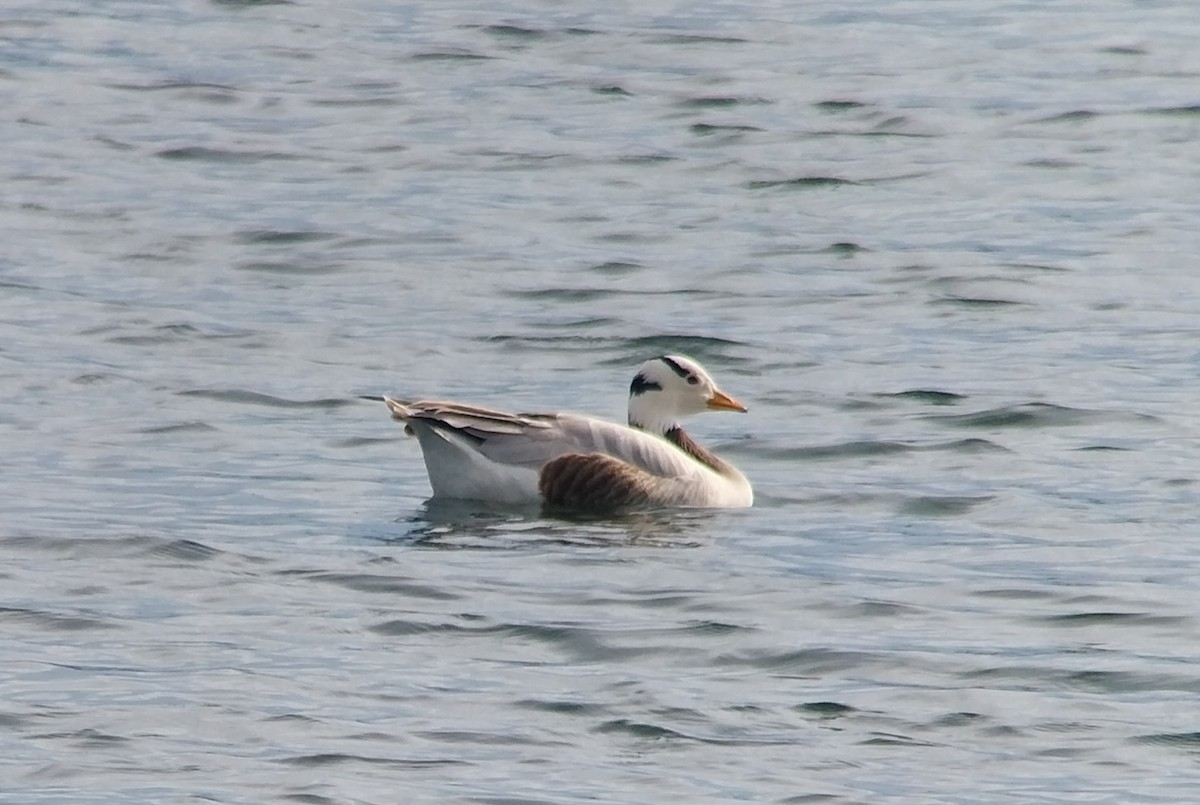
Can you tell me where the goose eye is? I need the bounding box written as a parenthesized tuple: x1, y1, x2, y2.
(686, 375, 699, 385)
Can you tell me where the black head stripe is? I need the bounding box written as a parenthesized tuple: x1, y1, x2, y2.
(630, 373, 663, 396)
(659, 356, 691, 379)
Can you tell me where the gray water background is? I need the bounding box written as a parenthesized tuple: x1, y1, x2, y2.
(4, 1, 1200, 803)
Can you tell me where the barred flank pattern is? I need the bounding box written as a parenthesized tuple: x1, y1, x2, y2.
(539, 453, 655, 513)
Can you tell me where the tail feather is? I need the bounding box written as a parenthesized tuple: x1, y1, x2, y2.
(382, 396, 412, 423)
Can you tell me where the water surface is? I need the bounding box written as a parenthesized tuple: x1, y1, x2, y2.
(3, 1, 1200, 803)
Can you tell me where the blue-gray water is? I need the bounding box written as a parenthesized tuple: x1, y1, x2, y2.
(4, 1, 1200, 803)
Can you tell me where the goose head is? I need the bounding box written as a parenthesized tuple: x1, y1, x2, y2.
(627, 355, 746, 434)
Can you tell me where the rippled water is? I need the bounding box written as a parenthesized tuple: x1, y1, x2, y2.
(4, 1, 1200, 803)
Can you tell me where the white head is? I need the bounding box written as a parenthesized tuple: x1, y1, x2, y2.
(626, 355, 747, 433)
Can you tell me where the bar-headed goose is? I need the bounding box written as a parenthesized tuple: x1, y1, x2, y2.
(379, 355, 752, 512)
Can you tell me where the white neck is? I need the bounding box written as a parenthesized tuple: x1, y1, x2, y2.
(627, 405, 678, 436)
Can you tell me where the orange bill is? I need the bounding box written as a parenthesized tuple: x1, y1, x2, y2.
(706, 389, 748, 412)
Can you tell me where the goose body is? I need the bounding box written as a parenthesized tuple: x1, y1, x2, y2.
(380, 356, 753, 511)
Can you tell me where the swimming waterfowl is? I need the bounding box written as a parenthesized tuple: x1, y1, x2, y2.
(379, 355, 752, 512)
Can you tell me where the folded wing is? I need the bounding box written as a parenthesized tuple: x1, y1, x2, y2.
(385, 398, 699, 478)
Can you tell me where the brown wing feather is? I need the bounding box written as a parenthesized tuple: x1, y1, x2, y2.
(539, 453, 657, 513)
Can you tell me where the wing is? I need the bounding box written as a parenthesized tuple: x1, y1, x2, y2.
(385, 398, 555, 440)
(542, 414, 703, 478)
(384, 398, 697, 478)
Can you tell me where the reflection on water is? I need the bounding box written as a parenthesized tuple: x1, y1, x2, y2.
(394, 498, 717, 549)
